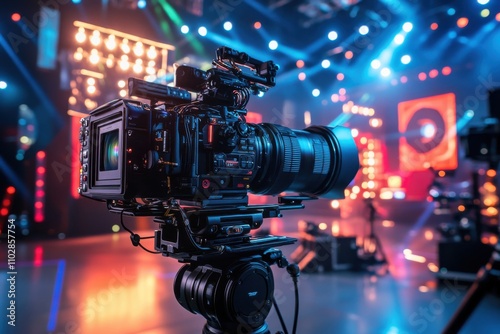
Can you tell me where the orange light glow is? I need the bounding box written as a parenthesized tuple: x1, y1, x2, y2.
(37, 151, 46, 159)
(387, 176, 402, 188)
(418, 72, 427, 81)
(404, 252, 426, 263)
(382, 220, 395, 228)
(430, 23, 438, 30)
(331, 222, 340, 236)
(457, 17, 469, 28)
(296, 60, 304, 68)
(458, 205, 465, 212)
(438, 170, 446, 177)
(484, 182, 496, 192)
(486, 169, 496, 177)
(1, 208, 8, 216)
(419, 286, 429, 293)
(427, 263, 439, 272)
(442, 66, 452, 75)
(429, 69, 438, 78)
(337, 73, 344, 81)
(11, 13, 21, 22)
(345, 51, 353, 59)
(496, 13, 500, 22)
(253, 21, 261, 29)
(6, 186, 16, 195)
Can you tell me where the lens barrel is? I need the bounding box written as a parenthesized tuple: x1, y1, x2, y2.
(250, 124, 359, 198)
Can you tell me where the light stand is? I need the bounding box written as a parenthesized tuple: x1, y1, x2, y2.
(358, 199, 389, 272)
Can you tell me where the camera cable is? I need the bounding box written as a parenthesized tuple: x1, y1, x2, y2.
(120, 210, 160, 254)
(271, 259, 301, 334)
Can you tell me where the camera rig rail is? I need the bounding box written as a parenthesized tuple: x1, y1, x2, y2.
(110, 196, 309, 263)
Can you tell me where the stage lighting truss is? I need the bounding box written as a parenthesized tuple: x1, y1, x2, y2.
(68, 21, 175, 117)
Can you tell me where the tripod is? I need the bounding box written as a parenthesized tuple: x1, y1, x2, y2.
(358, 199, 389, 272)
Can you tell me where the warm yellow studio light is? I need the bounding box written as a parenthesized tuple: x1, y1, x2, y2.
(73, 47, 83, 61)
(106, 55, 115, 68)
(121, 38, 131, 54)
(75, 27, 86, 43)
(87, 85, 96, 95)
(89, 49, 100, 65)
(133, 41, 144, 57)
(119, 55, 130, 71)
(105, 34, 117, 50)
(147, 46, 157, 59)
(133, 59, 143, 74)
(90, 30, 101, 46)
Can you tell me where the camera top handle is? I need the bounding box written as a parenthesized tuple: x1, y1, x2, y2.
(214, 46, 279, 93)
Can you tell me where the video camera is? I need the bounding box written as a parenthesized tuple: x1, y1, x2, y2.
(78, 47, 359, 333)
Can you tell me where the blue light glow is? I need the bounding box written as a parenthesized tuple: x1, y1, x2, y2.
(401, 55, 411, 64)
(370, 59, 381, 69)
(477, 0, 489, 5)
(312, 89, 320, 97)
(137, 0, 146, 9)
(394, 33, 405, 45)
(321, 59, 331, 68)
(421, 123, 436, 138)
(448, 31, 457, 39)
(72, 0, 81, 3)
(359, 25, 369, 35)
(447, 8, 456, 16)
(181, 25, 189, 34)
(328, 31, 338, 41)
(0, 81, 7, 89)
(402, 22, 413, 32)
(198, 26, 207, 36)
(380, 67, 391, 77)
(223, 21, 232, 31)
(268, 40, 278, 50)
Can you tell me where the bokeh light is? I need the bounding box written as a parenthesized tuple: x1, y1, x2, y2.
(457, 17, 469, 28)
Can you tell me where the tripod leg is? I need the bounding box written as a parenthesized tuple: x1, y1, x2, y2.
(442, 253, 497, 333)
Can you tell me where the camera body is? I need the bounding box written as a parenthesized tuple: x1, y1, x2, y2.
(79, 96, 264, 207)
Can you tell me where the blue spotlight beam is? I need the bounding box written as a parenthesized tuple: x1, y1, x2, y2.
(328, 113, 353, 127)
(47, 260, 66, 332)
(0, 34, 63, 128)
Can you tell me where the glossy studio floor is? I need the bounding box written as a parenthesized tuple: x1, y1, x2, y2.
(1, 204, 500, 334)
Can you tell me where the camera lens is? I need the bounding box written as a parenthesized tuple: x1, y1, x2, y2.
(101, 130, 119, 171)
(250, 124, 359, 198)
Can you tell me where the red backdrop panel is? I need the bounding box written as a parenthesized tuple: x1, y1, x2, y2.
(398, 93, 457, 171)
